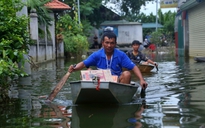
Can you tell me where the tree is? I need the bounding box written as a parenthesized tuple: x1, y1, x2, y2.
(59, 0, 103, 37)
(158, 10, 176, 44)
(60, 0, 152, 28)
(102, 0, 152, 17)
(59, 0, 174, 47)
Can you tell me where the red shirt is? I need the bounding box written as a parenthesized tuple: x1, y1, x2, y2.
(149, 44, 156, 51)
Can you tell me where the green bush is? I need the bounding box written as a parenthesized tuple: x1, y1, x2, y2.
(150, 31, 163, 46)
(0, 0, 31, 91)
(64, 34, 89, 54)
(56, 14, 89, 55)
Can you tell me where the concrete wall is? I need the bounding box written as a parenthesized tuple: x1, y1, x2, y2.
(29, 45, 37, 61)
(32, 42, 55, 63)
(57, 42, 64, 57)
(16, 0, 64, 75)
(48, 13, 57, 59)
(100, 22, 143, 46)
(29, 11, 63, 64)
(17, 0, 31, 75)
(117, 25, 143, 45)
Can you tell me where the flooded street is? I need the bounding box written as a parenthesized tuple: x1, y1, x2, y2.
(1, 51, 205, 128)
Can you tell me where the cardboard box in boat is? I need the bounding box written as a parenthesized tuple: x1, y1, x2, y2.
(81, 70, 118, 82)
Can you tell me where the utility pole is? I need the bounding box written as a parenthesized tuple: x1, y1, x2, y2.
(156, 0, 158, 31)
(77, 0, 81, 24)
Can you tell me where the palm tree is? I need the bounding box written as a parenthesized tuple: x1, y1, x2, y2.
(27, 0, 53, 39)
(27, 0, 53, 25)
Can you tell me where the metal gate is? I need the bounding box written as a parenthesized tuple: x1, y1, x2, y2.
(188, 2, 205, 57)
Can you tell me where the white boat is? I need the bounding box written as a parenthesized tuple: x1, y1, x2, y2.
(70, 81, 139, 104)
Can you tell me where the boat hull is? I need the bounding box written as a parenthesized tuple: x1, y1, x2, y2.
(137, 64, 154, 73)
(194, 57, 205, 62)
(70, 81, 139, 104)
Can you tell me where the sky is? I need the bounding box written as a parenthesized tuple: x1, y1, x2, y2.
(140, 2, 177, 15)
(103, 1, 177, 16)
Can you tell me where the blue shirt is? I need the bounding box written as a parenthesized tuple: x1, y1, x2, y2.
(83, 48, 135, 76)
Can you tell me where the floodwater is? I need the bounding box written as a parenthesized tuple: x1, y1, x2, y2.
(1, 51, 205, 128)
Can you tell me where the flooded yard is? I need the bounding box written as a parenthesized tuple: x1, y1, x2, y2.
(0, 51, 205, 128)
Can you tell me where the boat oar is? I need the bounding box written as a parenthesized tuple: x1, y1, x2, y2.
(140, 88, 146, 98)
(155, 63, 158, 71)
(46, 71, 71, 101)
(47, 65, 76, 101)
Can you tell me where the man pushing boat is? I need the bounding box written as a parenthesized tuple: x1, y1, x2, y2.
(68, 28, 147, 89)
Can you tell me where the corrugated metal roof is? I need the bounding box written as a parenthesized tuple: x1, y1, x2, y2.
(180, 0, 205, 11)
(101, 20, 141, 25)
(142, 23, 163, 28)
(45, 0, 71, 10)
(102, 2, 122, 16)
(180, 0, 199, 11)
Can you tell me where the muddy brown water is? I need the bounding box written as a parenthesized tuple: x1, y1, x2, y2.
(0, 51, 205, 128)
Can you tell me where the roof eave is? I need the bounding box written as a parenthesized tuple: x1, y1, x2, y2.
(44, 0, 71, 11)
(101, 20, 142, 26)
(180, 0, 205, 11)
(46, 7, 71, 11)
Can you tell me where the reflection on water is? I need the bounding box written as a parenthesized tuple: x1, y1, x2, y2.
(72, 104, 142, 128)
(1, 53, 205, 128)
